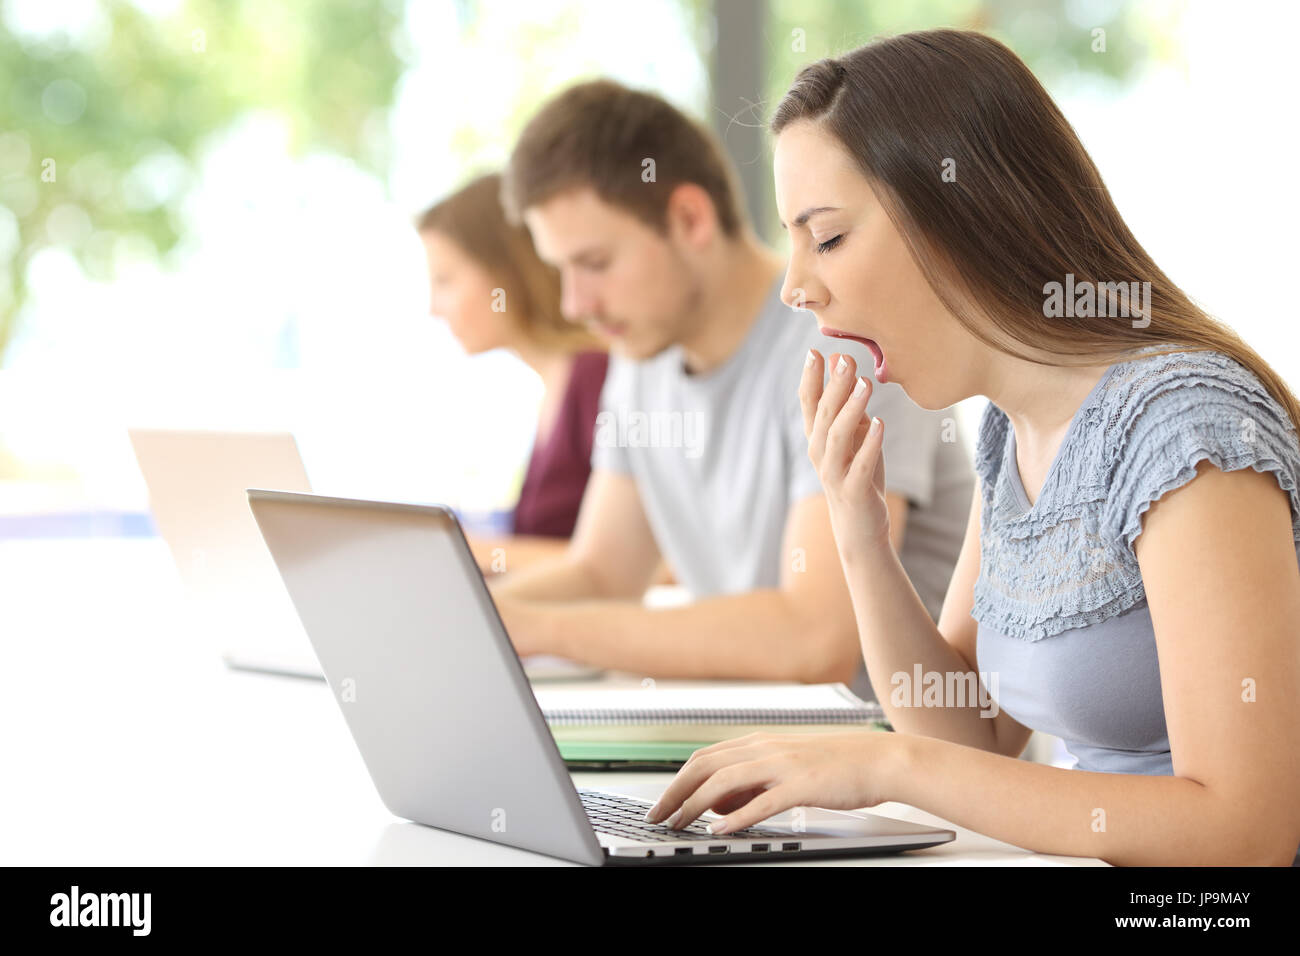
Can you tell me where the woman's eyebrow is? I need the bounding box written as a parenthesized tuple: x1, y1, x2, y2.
(781, 206, 840, 229)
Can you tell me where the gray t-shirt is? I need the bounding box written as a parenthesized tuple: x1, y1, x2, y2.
(971, 346, 1300, 865)
(592, 277, 974, 697)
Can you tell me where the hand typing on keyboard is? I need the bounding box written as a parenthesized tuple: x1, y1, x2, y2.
(640, 731, 898, 834)
(579, 790, 787, 841)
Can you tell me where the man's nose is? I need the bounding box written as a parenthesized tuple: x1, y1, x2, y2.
(561, 273, 595, 322)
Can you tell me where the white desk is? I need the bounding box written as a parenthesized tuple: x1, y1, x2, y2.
(0, 537, 1104, 866)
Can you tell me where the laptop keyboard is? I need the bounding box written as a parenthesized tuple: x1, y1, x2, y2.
(578, 789, 788, 842)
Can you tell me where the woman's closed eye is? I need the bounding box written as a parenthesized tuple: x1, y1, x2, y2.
(815, 234, 845, 254)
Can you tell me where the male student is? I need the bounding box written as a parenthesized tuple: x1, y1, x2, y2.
(491, 79, 974, 699)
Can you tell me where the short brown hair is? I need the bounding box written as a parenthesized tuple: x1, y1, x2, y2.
(502, 79, 745, 237)
(418, 172, 599, 352)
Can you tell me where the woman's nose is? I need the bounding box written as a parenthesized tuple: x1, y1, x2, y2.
(781, 270, 819, 312)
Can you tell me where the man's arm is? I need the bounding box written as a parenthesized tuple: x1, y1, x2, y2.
(467, 534, 568, 576)
(489, 469, 662, 602)
(495, 492, 866, 684)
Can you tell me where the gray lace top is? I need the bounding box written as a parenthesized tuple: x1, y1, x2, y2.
(971, 345, 1300, 865)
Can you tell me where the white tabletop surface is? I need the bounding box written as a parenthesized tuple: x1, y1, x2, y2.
(0, 537, 1104, 866)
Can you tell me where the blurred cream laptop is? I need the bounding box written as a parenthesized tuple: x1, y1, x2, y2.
(127, 428, 598, 681)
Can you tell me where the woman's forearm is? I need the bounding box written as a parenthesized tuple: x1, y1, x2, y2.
(889, 733, 1292, 866)
(842, 541, 998, 750)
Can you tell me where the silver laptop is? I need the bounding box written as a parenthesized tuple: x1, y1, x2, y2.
(246, 488, 956, 865)
(129, 429, 597, 682)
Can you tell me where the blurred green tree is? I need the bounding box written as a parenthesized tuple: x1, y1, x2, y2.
(0, 0, 405, 365)
(0, 0, 1168, 366)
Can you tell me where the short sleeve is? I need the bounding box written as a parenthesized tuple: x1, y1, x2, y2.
(1102, 352, 1300, 561)
(590, 353, 634, 475)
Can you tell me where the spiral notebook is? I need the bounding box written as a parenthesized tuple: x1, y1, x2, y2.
(534, 683, 889, 765)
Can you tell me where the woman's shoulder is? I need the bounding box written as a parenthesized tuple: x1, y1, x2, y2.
(973, 345, 1298, 478)
(1096, 345, 1300, 551)
(1100, 345, 1288, 439)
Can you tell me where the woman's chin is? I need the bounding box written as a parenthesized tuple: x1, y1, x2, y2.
(458, 338, 499, 356)
(890, 374, 947, 411)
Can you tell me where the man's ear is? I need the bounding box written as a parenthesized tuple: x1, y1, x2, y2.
(664, 182, 719, 249)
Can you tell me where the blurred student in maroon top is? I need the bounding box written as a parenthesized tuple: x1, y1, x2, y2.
(511, 349, 607, 537)
(418, 173, 607, 574)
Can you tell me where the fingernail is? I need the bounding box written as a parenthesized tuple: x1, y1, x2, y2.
(852, 376, 866, 399)
(708, 819, 727, 834)
(805, 349, 816, 368)
(665, 811, 682, 829)
(835, 356, 849, 375)
(869, 416, 881, 435)
(643, 805, 660, 821)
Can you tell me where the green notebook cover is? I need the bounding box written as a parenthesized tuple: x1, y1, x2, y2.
(558, 739, 707, 765)
(557, 724, 892, 769)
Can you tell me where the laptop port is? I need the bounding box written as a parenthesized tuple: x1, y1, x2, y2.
(674, 847, 692, 856)
(708, 845, 729, 855)
(750, 843, 770, 853)
(782, 842, 801, 852)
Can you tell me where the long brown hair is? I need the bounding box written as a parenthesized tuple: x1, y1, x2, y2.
(418, 172, 600, 353)
(771, 29, 1300, 435)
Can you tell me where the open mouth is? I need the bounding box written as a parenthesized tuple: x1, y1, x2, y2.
(821, 327, 886, 381)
